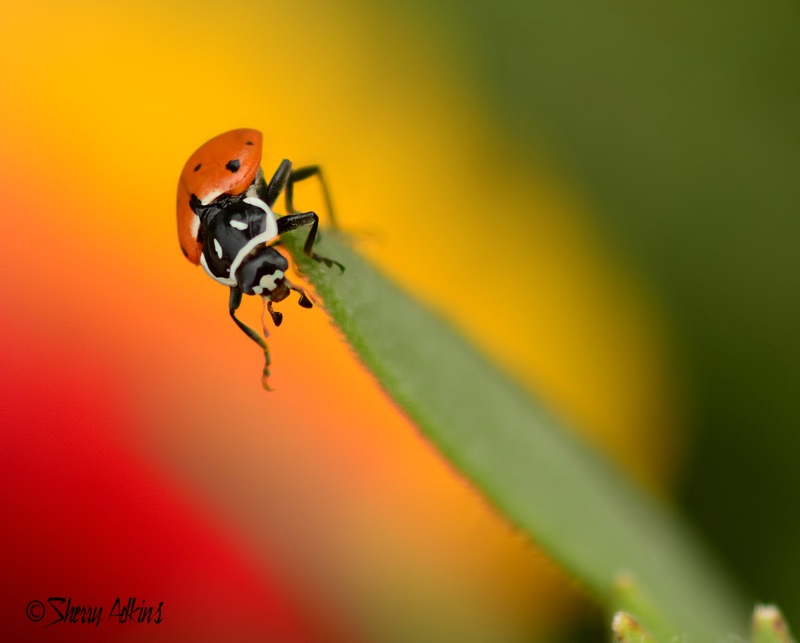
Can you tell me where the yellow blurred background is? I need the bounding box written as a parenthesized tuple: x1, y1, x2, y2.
(0, 1, 683, 641)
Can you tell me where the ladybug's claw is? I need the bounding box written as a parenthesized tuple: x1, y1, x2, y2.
(288, 283, 314, 309)
(311, 252, 345, 273)
(266, 300, 283, 327)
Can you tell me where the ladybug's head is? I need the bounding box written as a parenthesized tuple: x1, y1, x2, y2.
(237, 246, 292, 302)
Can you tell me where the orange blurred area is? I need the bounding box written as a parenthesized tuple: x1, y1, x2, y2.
(1, 0, 683, 641)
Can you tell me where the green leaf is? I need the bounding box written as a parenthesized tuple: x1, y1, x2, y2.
(283, 230, 749, 641)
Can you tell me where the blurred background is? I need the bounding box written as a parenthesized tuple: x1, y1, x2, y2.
(1, 0, 798, 641)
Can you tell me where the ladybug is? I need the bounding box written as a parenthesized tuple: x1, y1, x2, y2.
(177, 128, 343, 389)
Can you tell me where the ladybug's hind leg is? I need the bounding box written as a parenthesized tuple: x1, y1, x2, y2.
(285, 165, 337, 228)
(229, 288, 272, 390)
(262, 160, 338, 228)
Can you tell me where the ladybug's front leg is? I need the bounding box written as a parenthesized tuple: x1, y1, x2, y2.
(228, 287, 272, 390)
(277, 212, 345, 272)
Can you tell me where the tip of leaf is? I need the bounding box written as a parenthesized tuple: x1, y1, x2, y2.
(753, 604, 795, 643)
(612, 611, 657, 643)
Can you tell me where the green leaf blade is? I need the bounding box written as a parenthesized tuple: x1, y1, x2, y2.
(284, 230, 749, 640)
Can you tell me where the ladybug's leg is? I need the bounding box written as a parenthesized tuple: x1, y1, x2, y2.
(277, 212, 345, 272)
(265, 300, 283, 327)
(285, 166, 338, 228)
(262, 161, 338, 227)
(229, 288, 272, 390)
(263, 160, 292, 208)
(288, 281, 314, 309)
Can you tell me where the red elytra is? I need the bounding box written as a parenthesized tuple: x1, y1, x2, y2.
(177, 128, 263, 264)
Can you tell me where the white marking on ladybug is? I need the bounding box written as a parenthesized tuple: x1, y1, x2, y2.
(200, 189, 223, 206)
(214, 238, 223, 258)
(200, 253, 233, 286)
(190, 214, 201, 240)
(243, 197, 278, 239)
(245, 180, 261, 199)
(230, 220, 248, 231)
(253, 270, 285, 295)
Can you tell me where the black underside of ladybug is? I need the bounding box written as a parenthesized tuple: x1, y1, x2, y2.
(193, 193, 269, 284)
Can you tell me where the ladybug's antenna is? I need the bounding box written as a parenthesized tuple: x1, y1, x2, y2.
(229, 288, 272, 390)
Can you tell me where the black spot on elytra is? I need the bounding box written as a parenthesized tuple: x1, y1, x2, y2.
(246, 141, 254, 145)
(226, 159, 241, 173)
(194, 163, 202, 172)
(180, 245, 189, 258)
